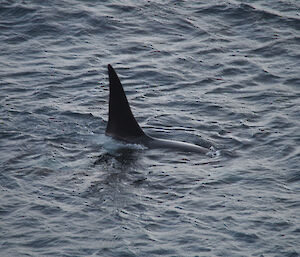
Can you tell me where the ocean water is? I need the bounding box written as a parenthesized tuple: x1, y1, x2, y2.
(0, 0, 299, 256)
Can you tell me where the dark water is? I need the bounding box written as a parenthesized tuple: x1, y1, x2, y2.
(1, 0, 300, 256)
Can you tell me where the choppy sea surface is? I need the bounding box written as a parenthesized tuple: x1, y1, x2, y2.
(1, 0, 300, 256)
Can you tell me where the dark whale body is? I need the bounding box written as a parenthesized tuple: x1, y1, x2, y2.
(106, 64, 209, 154)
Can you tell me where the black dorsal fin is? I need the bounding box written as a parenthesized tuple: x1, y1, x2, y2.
(106, 64, 145, 141)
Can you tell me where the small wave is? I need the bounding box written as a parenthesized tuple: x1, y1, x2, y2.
(60, 110, 95, 120)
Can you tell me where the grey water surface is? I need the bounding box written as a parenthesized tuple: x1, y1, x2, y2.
(1, 0, 299, 256)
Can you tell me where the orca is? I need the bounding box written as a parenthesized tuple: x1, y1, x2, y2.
(106, 64, 209, 154)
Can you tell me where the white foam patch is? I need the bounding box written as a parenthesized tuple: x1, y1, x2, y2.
(206, 146, 221, 157)
(98, 135, 146, 153)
